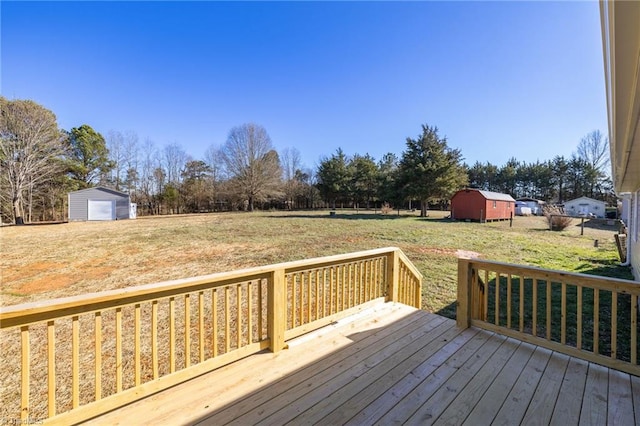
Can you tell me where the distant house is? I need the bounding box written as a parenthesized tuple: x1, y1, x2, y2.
(601, 0, 640, 279)
(68, 187, 136, 221)
(563, 196, 606, 218)
(516, 198, 545, 216)
(451, 189, 515, 222)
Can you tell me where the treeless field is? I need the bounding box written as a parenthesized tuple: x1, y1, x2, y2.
(1, 209, 629, 315)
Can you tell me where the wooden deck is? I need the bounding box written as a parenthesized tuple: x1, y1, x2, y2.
(87, 302, 640, 425)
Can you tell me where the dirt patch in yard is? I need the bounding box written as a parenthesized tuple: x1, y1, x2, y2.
(2, 261, 63, 282)
(455, 249, 481, 259)
(16, 273, 76, 294)
(6, 262, 116, 295)
(414, 247, 481, 259)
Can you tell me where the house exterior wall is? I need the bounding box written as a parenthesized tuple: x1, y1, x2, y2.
(564, 197, 606, 218)
(68, 187, 131, 221)
(451, 190, 514, 221)
(601, 0, 639, 281)
(630, 190, 640, 280)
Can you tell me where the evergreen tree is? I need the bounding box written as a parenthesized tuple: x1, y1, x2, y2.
(316, 149, 350, 209)
(398, 125, 468, 217)
(67, 124, 114, 189)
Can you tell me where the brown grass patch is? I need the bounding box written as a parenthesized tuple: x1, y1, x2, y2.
(16, 273, 76, 294)
(2, 261, 64, 282)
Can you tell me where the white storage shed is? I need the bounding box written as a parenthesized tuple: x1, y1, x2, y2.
(68, 187, 135, 221)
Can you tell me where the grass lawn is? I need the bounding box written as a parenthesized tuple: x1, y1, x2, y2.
(1, 209, 632, 316)
(0, 209, 635, 420)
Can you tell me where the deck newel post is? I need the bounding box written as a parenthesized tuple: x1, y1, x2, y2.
(268, 267, 287, 352)
(457, 258, 472, 328)
(386, 250, 400, 302)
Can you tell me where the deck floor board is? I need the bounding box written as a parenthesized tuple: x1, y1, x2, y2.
(87, 302, 639, 426)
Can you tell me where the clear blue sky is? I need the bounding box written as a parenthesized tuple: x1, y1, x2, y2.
(2, 1, 607, 171)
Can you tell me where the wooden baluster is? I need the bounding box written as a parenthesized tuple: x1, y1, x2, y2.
(292, 274, 297, 328)
(519, 275, 524, 332)
(199, 291, 205, 362)
(577, 287, 583, 350)
(631, 294, 637, 365)
(47, 321, 55, 417)
(309, 271, 314, 322)
(312, 271, 318, 320)
(322, 268, 329, 318)
(594, 288, 600, 355)
(532, 277, 537, 337)
(364, 260, 373, 300)
(151, 301, 158, 379)
(507, 274, 512, 329)
(483, 270, 489, 321)
(611, 292, 617, 359)
(115, 309, 122, 393)
(185, 294, 191, 367)
(351, 263, 360, 306)
(546, 280, 551, 341)
(225, 287, 230, 353)
(236, 284, 242, 349)
(358, 261, 364, 304)
(135, 304, 141, 386)
(373, 259, 379, 298)
(247, 284, 253, 345)
(495, 273, 500, 325)
(258, 282, 263, 341)
(561, 283, 566, 345)
(169, 297, 176, 373)
(343, 264, 348, 310)
(95, 312, 103, 399)
(300, 273, 305, 324)
(72, 315, 80, 404)
(212, 289, 218, 357)
(328, 267, 334, 316)
(21, 326, 29, 422)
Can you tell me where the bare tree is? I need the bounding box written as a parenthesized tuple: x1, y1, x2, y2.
(576, 130, 610, 176)
(281, 147, 303, 209)
(137, 139, 160, 215)
(107, 130, 126, 190)
(204, 144, 227, 211)
(163, 143, 188, 185)
(221, 123, 282, 211)
(0, 97, 66, 224)
(109, 130, 139, 193)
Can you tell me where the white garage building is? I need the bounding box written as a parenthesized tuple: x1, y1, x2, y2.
(563, 196, 606, 218)
(68, 187, 136, 221)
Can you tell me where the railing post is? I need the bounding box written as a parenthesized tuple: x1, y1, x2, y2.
(457, 257, 472, 328)
(386, 250, 400, 302)
(268, 268, 287, 352)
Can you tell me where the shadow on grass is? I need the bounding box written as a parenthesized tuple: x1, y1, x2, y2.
(576, 218, 620, 231)
(434, 301, 458, 321)
(267, 212, 461, 223)
(575, 259, 634, 280)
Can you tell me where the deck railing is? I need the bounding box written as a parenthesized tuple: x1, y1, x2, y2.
(0, 247, 421, 425)
(457, 258, 639, 376)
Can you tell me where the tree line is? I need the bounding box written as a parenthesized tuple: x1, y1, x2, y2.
(0, 97, 612, 224)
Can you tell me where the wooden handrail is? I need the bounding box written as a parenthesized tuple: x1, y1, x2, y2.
(457, 257, 640, 376)
(0, 247, 422, 424)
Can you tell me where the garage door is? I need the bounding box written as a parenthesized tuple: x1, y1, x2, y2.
(88, 200, 116, 221)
